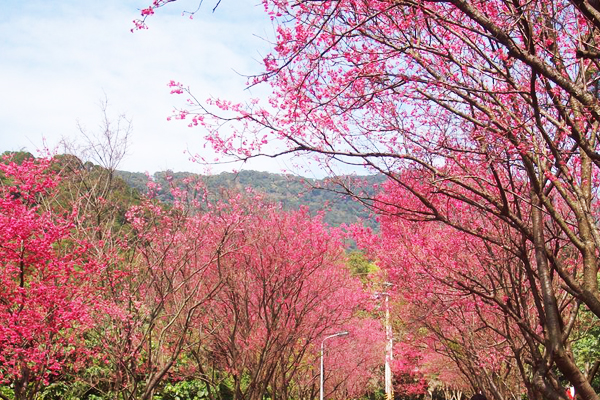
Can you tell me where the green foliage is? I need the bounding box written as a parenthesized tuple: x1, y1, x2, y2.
(51, 154, 141, 233)
(50, 154, 85, 172)
(1, 150, 34, 165)
(346, 250, 379, 282)
(38, 382, 73, 400)
(0, 385, 14, 399)
(572, 307, 600, 391)
(360, 388, 386, 400)
(0, 151, 35, 184)
(36, 380, 103, 400)
(155, 380, 209, 400)
(217, 381, 234, 400)
(573, 328, 600, 365)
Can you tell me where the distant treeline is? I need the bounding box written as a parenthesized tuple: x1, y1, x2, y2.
(2, 150, 383, 228)
(116, 169, 383, 229)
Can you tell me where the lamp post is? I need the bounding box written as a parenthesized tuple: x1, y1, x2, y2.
(376, 282, 394, 400)
(320, 331, 349, 400)
(384, 290, 393, 400)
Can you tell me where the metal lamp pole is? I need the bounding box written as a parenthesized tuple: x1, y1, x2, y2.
(376, 282, 394, 400)
(384, 290, 393, 400)
(320, 331, 349, 400)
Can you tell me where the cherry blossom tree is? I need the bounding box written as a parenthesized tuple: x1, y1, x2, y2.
(197, 198, 383, 400)
(320, 318, 384, 400)
(0, 155, 104, 400)
(86, 177, 231, 400)
(353, 180, 582, 400)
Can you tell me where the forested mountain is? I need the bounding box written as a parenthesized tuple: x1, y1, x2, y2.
(1, 150, 382, 228)
(116, 169, 383, 229)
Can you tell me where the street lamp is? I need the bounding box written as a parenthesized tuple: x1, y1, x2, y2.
(320, 331, 349, 400)
(383, 290, 393, 400)
(375, 282, 394, 400)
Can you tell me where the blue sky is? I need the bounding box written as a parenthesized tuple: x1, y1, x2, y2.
(0, 0, 293, 174)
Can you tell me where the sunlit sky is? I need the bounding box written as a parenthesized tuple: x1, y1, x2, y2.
(0, 0, 302, 175)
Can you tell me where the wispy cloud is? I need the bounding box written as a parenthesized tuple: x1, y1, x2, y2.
(0, 0, 285, 174)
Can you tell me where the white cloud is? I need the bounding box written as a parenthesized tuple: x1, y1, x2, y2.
(0, 0, 290, 174)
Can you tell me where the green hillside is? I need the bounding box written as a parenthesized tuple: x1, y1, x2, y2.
(116, 169, 383, 229)
(1, 150, 382, 229)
